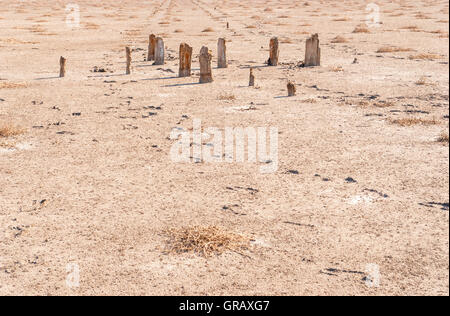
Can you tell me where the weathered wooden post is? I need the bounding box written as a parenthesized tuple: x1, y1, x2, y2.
(199, 46, 213, 83)
(268, 37, 279, 66)
(304, 33, 321, 67)
(148, 34, 156, 61)
(217, 38, 227, 68)
(59, 56, 66, 78)
(179, 43, 193, 77)
(154, 37, 165, 65)
(249, 68, 255, 86)
(287, 81, 296, 96)
(125, 47, 132, 75)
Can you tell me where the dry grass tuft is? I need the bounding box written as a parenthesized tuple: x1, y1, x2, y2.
(415, 76, 429, 86)
(330, 66, 344, 72)
(331, 36, 349, 43)
(376, 46, 413, 53)
(437, 132, 449, 144)
(0, 124, 25, 138)
(218, 93, 236, 101)
(409, 53, 442, 60)
(0, 82, 28, 89)
(390, 117, 439, 126)
(301, 98, 317, 103)
(353, 24, 370, 33)
(333, 17, 350, 22)
(165, 226, 250, 257)
(374, 101, 396, 108)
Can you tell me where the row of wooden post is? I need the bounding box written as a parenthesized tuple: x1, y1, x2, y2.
(59, 33, 321, 94)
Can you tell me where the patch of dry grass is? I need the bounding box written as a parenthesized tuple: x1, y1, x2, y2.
(374, 101, 396, 108)
(329, 66, 344, 72)
(0, 82, 28, 89)
(301, 98, 317, 103)
(415, 76, 429, 86)
(437, 132, 449, 144)
(331, 36, 349, 43)
(333, 17, 350, 22)
(376, 46, 413, 53)
(353, 24, 370, 33)
(218, 93, 236, 101)
(165, 226, 250, 257)
(390, 117, 439, 126)
(409, 53, 442, 60)
(0, 124, 25, 138)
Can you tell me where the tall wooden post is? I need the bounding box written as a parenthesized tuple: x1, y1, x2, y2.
(126, 47, 132, 75)
(304, 34, 321, 67)
(148, 34, 156, 61)
(268, 37, 279, 66)
(179, 43, 193, 77)
(154, 37, 165, 65)
(287, 81, 296, 96)
(249, 68, 255, 86)
(59, 56, 66, 78)
(217, 38, 227, 68)
(199, 46, 213, 83)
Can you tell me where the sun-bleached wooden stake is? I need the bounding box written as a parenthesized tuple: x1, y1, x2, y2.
(304, 33, 321, 67)
(59, 56, 66, 78)
(154, 37, 165, 65)
(125, 47, 132, 75)
(268, 37, 279, 66)
(148, 34, 156, 61)
(217, 38, 227, 68)
(179, 43, 193, 77)
(287, 81, 296, 96)
(249, 68, 255, 86)
(199, 46, 213, 83)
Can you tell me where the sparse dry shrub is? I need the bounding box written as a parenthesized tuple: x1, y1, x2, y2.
(301, 98, 317, 103)
(353, 24, 370, 33)
(165, 226, 250, 257)
(333, 17, 350, 22)
(437, 132, 449, 144)
(409, 53, 442, 60)
(0, 82, 28, 89)
(331, 36, 348, 43)
(400, 25, 420, 31)
(330, 66, 344, 72)
(0, 124, 25, 138)
(218, 93, 236, 101)
(415, 76, 429, 85)
(376, 46, 413, 53)
(84, 22, 100, 30)
(374, 101, 396, 108)
(202, 27, 214, 32)
(390, 117, 439, 126)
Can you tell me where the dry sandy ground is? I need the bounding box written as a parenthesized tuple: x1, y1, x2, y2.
(0, 0, 449, 296)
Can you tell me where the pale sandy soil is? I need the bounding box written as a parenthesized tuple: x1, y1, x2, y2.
(0, 0, 449, 296)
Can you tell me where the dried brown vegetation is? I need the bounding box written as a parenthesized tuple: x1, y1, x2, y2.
(165, 226, 250, 257)
(0, 124, 25, 138)
(437, 132, 449, 144)
(409, 53, 442, 60)
(390, 117, 439, 126)
(377, 46, 413, 53)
